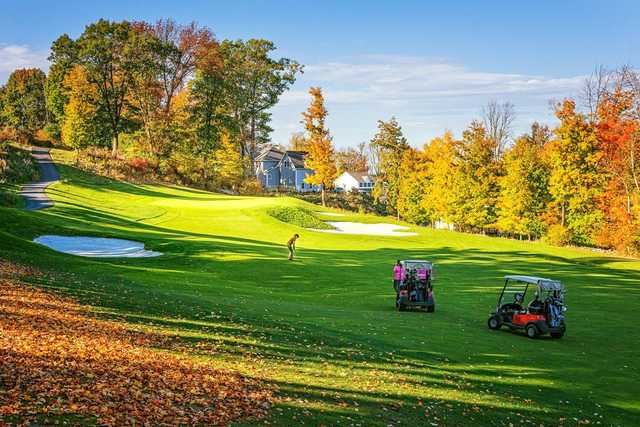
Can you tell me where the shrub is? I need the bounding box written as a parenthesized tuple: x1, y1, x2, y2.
(238, 179, 263, 195)
(544, 224, 573, 246)
(127, 157, 150, 172)
(267, 206, 334, 229)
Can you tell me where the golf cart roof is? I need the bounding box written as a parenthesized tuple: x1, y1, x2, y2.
(402, 260, 432, 266)
(504, 275, 563, 290)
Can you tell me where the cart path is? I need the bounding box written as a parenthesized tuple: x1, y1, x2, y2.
(21, 147, 60, 210)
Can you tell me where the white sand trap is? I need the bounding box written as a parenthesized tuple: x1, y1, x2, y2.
(314, 222, 417, 237)
(34, 235, 162, 258)
(319, 212, 345, 217)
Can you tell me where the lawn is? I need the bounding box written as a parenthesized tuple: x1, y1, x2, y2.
(0, 149, 639, 426)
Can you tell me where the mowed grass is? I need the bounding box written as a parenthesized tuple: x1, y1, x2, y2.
(0, 149, 639, 426)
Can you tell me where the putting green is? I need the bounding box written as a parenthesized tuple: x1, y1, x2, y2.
(0, 149, 638, 426)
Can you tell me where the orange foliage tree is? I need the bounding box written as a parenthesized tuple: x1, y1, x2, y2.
(302, 87, 337, 206)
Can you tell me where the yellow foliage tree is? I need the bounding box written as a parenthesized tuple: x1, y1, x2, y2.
(214, 131, 244, 190)
(302, 87, 337, 206)
(61, 66, 101, 160)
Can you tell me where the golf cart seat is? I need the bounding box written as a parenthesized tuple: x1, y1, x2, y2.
(500, 293, 524, 312)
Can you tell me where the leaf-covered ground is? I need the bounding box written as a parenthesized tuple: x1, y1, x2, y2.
(0, 260, 271, 426)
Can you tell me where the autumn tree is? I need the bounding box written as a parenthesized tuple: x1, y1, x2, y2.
(61, 66, 107, 158)
(302, 87, 337, 206)
(1, 68, 47, 142)
(595, 86, 640, 252)
(496, 123, 551, 239)
(370, 117, 410, 219)
(546, 100, 604, 245)
(397, 147, 430, 224)
(451, 121, 501, 231)
(335, 142, 368, 173)
(214, 130, 244, 190)
(129, 20, 220, 161)
(422, 132, 460, 226)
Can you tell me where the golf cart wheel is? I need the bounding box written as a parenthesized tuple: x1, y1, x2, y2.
(487, 315, 501, 330)
(426, 305, 435, 313)
(397, 303, 406, 312)
(525, 324, 539, 339)
(550, 330, 564, 339)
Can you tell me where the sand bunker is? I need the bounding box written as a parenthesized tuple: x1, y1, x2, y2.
(319, 212, 345, 217)
(313, 222, 417, 237)
(34, 235, 161, 258)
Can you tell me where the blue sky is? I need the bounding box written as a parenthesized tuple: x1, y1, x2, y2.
(1, 0, 638, 148)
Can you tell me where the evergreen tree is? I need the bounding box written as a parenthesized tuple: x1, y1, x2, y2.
(370, 117, 410, 219)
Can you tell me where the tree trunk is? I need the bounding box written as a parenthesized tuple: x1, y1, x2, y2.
(111, 133, 119, 158)
(560, 201, 566, 227)
(321, 188, 326, 207)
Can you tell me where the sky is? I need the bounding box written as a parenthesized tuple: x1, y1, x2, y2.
(1, 0, 638, 148)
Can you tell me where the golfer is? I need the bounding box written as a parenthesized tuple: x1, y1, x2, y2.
(287, 234, 300, 261)
(393, 260, 403, 290)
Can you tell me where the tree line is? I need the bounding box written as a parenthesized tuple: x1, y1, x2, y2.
(329, 67, 639, 255)
(0, 18, 301, 189)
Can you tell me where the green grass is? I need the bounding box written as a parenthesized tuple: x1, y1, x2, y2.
(0, 149, 639, 426)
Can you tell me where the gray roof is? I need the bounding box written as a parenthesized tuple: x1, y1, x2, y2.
(256, 146, 284, 162)
(283, 151, 307, 169)
(504, 275, 563, 290)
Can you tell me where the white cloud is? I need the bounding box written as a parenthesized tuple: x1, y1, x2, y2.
(0, 44, 50, 83)
(271, 55, 586, 147)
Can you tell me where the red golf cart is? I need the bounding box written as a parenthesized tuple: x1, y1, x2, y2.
(393, 260, 435, 312)
(488, 275, 566, 339)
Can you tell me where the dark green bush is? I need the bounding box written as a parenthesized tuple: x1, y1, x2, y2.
(267, 206, 334, 229)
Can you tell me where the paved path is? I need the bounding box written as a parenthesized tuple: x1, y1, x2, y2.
(20, 147, 60, 210)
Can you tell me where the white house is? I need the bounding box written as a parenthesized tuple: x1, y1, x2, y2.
(334, 171, 376, 193)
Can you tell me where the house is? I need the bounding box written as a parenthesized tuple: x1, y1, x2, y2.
(334, 171, 376, 193)
(255, 146, 317, 192)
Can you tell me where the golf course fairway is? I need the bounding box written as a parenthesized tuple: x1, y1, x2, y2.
(1, 149, 639, 426)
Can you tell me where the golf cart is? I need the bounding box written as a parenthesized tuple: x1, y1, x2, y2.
(488, 275, 567, 339)
(393, 260, 435, 312)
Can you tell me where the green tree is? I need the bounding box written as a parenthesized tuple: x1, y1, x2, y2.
(496, 123, 551, 239)
(1, 68, 47, 141)
(219, 39, 302, 167)
(370, 117, 410, 219)
(45, 34, 77, 140)
(74, 19, 140, 156)
(188, 69, 228, 183)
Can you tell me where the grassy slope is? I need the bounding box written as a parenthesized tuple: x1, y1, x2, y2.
(0, 148, 638, 426)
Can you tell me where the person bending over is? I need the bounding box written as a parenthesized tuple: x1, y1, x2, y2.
(287, 234, 300, 261)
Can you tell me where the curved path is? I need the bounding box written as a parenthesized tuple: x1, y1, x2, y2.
(20, 147, 60, 210)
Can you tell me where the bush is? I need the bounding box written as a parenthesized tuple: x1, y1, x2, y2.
(267, 206, 334, 229)
(544, 224, 573, 246)
(238, 179, 263, 195)
(0, 145, 39, 185)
